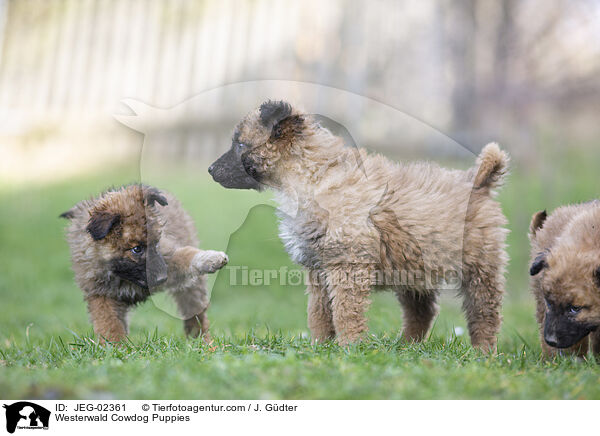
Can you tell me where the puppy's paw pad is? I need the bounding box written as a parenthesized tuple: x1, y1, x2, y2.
(192, 250, 228, 274)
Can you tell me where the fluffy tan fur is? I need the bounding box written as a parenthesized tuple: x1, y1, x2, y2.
(529, 201, 600, 356)
(62, 185, 227, 343)
(232, 101, 510, 351)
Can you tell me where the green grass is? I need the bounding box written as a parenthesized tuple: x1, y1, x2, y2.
(1, 147, 600, 399)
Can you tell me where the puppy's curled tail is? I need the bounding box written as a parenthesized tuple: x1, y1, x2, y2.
(473, 142, 509, 190)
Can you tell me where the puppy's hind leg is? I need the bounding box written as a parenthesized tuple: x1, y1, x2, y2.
(396, 290, 439, 342)
(460, 263, 504, 353)
(86, 295, 129, 344)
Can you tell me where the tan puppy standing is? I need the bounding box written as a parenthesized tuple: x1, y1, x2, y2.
(209, 100, 509, 351)
(61, 184, 228, 343)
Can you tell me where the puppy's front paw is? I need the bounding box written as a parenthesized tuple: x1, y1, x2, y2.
(192, 250, 229, 274)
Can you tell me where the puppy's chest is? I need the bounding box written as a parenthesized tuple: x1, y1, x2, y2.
(277, 210, 372, 269)
(278, 214, 322, 268)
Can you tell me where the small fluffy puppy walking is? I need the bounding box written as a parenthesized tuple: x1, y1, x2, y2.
(61, 184, 228, 343)
(529, 201, 600, 356)
(209, 100, 509, 351)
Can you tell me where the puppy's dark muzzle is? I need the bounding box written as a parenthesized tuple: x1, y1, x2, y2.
(148, 270, 167, 288)
(147, 245, 168, 288)
(543, 312, 596, 349)
(208, 149, 262, 190)
(544, 334, 558, 348)
(241, 154, 260, 181)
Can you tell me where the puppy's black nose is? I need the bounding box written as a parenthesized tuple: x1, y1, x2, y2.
(208, 164, 214, 174)
(545, 336, 558, 348)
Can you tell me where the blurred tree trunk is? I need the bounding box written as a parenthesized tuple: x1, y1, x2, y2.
(449, 0, 477, 138)
(493, 0, 515, 100)
(0, 0, 7, 65)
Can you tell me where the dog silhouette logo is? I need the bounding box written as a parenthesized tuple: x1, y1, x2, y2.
(2, 402, 50, 433)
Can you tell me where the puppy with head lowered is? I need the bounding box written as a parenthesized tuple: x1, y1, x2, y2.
(61, 184, 228, 344)
(210, 100, 509, 351)
(529, 201, 600, 356)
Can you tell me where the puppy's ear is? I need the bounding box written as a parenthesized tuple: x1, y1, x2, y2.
(270, 115, 305, 142)
(530, 251, 549, 276)
(87, 212, 120, 240)
(145, 188, 168, 207)
(259, 100, 292, 128)
(530, 210, 547, 236)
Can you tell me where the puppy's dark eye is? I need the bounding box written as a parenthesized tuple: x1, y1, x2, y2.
(131, 245, 144, 254)
(568, 305, 582, 315)
(237, 142, 246, 149)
